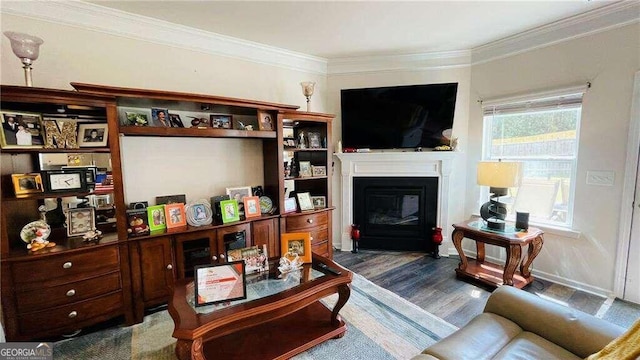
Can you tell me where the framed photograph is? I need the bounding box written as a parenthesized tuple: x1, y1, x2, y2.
(186, 201, 213, 226)
(311, 196, 326, 210)
(210, 114, 233, 129)
(66, 207, 96, 237)
(125, 111, 149, 126)
(296, 192, 314, 211)
(226, 244, 269, 274)
(311, 165, 327, 177)
(126, 208, 150, 237)
(226, 186, 252, 203)
(281, 232, 312, 263)
(243, 196, 261, 218)
(194, 261, 247, 307)
(92, 194, 113, 209)
(283, 127, 294, 139)
(42, 170, 88, 193)
(169, 113, 185, 128)
(77, 123, 109, 147)
(151, 108, 171, 127)
(0, 111, 44, 149)
(257, 110, 274, 131)
(11, 173, 44, 195)
(284, 197, 297, 213)
(298, 161, 312, 178)
(307, 131, 322, 149)
(156, 194, 186, 205)
(220, 199, 240, 223)
(165, 203, 187, 229)
(147, 205, 167, 231)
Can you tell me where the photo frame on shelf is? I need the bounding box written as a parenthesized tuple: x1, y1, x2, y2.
(257, 110, 274, 131)
(151, 108, 171, 127)
(296, 192, 314, 211)
(226, 244, 269, 274)
(169, 113, 185, 128)
(284, 197, 297, 213)
(243, 196, 261, 218)
(165, 203, 187, 229)
(147, 204, 167, 231)
(66, 207, 96, 237)
(156, 194, 186, 205)
(282, 126, 294, 139)
(194, 261, 247, 307)
(77, 123, 109, 147)
(307, 131, 322, 149)
(0, 111, 45, 149)
(186, 200, 213, 226)
(311, 165, 327, 177)
(298, 161, 312, 178)
(126, 208, 150, 237)
(210, 114, 233, 129)
(226, 186, 252, 203)
(220, 199, 240, 223)
(11, 173, 44, 195)
(124, 111, 149, 126)
(42, 169, 88, 193)
(311, 196, 326, 210)
(281, 232, 312, 264)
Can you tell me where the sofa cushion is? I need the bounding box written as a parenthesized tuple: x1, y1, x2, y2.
(492, 331, 581, 360)
(420, 313, 522, 360)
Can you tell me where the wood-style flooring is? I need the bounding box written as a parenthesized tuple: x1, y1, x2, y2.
(333, 249, 640, 329)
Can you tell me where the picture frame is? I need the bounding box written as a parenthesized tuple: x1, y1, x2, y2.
(66, 207, 96, 237)
(0, 111, 44, 149)
(147, 205, 167, 231)
(125, 111, 149, 126)
(257, 110, 274, 131)
(296, 192, 314, 211)
(220, 199, 240, 223)
(282, 127, 294, 139)
(243, 196, 261, 218)
(165, 203, 187, 229)
(307, 131, 322, 149)
(151, 108, 171, 127)
(92, 194, 113, 209)
(194, 261, 247, 307)
(226, 186, 252, 203)
(77, 123, 109, 147)
(42, 169, 88, 193)
(298, 161, 312, 178)
(281, 232, 312, 264)
(210, 114, 233, 129)
(126, 208, 150, 237)
(284, 197, 297, 213)
(226, 244, 269, 274)
(11, 173, 44, 195)
(169, 113, 185, 128)
(311, 165, 327, 177)
(186, 200, 213, 226)
(156, 194, 186, 205)
(311, 196, 326, 210)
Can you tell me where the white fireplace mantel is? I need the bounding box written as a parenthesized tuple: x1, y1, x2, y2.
(334, 151, 457, 252)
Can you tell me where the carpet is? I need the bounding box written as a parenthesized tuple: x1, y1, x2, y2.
(54, 273, 457, 359)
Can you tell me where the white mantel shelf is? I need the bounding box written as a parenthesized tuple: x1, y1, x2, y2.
(334, 151, 457, 253)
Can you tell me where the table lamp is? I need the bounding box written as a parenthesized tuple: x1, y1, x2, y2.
(300, 81, 315, 112)
(4, 31, 44, 87)
(477, 160, 522, 231)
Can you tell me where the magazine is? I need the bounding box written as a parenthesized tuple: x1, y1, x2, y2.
(226, 244, 269, 274)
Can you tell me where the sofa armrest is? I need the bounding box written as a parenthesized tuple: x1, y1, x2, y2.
(484, 286, 625, 358)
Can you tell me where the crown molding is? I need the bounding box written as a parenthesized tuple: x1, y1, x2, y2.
(471, 1, 640, 65)
(0, 0, 328, 75)
(327, 51, 472, 75)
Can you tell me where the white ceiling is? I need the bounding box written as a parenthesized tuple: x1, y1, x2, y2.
(87, 0, 616, 59)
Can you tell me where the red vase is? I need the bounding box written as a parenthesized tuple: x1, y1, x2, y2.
(432, 227, 443, 245)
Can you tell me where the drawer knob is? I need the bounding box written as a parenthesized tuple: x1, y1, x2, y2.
(66, 289, 76, 297)
(63, 262, 73, 269)
(310, 237, 314, 241)
(307, 219, 313, 224)
(166, 264, 173, 270)
(68, 311, 77, 318)
(212, 255, 218, 261)
(220, 254, 226, 259)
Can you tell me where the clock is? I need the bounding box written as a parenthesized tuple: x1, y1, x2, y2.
(43, 170, 88, 193)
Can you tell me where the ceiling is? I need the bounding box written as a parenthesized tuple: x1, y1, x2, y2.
(87, 0, 616, 59)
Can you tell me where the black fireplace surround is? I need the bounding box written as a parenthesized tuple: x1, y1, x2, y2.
(353, 177, 438, 252)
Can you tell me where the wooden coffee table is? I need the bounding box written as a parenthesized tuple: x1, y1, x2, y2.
(168, 253, 352, 360)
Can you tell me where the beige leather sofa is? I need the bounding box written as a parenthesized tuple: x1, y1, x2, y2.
(413, 286, 625, 360)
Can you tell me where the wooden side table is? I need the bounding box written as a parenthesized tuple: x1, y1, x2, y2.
(452, 220, 544, 289)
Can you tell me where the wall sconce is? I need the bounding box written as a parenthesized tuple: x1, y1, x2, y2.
(4, 31, 44, 87)
(477, 160, 522, 231)
(300, 81, 316, 112)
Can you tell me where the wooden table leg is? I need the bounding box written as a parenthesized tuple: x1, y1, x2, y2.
(503, 244, 522, 286)
(476, 242, 486, 263)
(521, 235, 544, 279)
(175, 338, 205, 360)
(332, 284, 351, 327)
(452, 229, 467, 271)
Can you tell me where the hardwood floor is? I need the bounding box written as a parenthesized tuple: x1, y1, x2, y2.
(334, 249, 639, 329)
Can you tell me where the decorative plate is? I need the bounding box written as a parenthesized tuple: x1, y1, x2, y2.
(20, 220, 51, 244)
(259, 196, 273, 214)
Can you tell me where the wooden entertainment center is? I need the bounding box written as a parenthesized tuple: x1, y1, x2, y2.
(0, 84, 334, 340)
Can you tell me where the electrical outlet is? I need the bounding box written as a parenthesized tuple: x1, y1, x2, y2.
(586, 170, 615, 186)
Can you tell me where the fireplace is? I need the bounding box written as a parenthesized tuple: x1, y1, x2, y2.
(353, 177, 438, 251)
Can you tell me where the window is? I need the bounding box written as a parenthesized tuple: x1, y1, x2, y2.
(482, 88, 585, 228)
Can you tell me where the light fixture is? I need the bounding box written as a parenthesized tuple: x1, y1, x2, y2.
(477, 160, 522, 231)
(4, 31, 44, 87)
(300, 81, 315, 112)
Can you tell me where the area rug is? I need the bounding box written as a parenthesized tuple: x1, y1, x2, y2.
(54, 273, 457, 359)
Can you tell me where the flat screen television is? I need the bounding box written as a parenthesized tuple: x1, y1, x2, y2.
(341, 83, 458, 150)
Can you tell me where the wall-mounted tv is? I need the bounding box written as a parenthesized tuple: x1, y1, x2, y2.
(341, 83, 458, 150)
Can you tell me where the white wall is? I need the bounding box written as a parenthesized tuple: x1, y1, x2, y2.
(467, 24, 640, 294)
(1, 14, 326, 204)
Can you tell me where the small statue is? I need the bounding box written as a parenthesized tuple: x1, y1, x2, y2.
(298, 132, 306, 149)
(278, 252, 303, 276)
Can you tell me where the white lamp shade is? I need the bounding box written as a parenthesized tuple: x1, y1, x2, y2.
(4, 31, 43, 60)
(477, 161, 522, 188)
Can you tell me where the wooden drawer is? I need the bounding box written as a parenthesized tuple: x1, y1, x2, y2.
(311, 240, 330, 257)
(11, 246, 120, 287)
(18, 291, 123, 335)
(15, 271, 121, 313)
(285, 212, 328, 232)
(309, 226, 328, 244)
